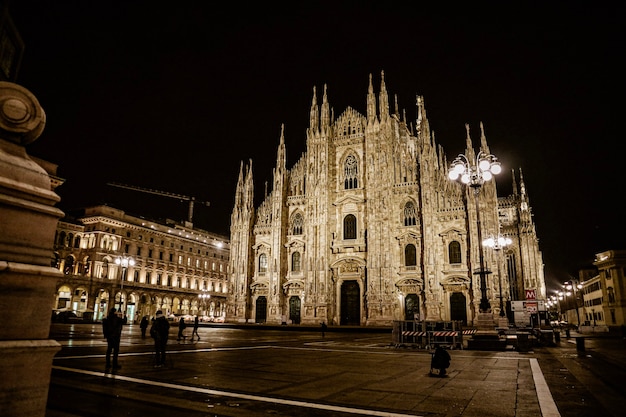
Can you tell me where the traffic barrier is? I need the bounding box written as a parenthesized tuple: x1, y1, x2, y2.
(393, 321, 468, 349)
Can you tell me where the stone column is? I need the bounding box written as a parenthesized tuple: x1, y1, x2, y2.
(0, 81, 64, 417)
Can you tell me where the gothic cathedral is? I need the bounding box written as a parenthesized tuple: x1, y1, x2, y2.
(228, 72, 546, 327)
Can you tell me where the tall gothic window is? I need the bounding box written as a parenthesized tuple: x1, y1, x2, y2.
(343, 214, 357, 239)
(404, 202, 417, 226)
(291, 251, 301, 272)
(405, 244, 417, 267)
(259, 253, 268, 274)
(292, 212, 303, 235)
(344, 155, 358, 189)
(448, 241, 461, 264)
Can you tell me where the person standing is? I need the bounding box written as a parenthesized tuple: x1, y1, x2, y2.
(177, 316, 187, 341)
(103, 307, 124, 370)
(139, 315, 149, 338)
(190, 316, 200, 341)
(150, 310, 170, 367)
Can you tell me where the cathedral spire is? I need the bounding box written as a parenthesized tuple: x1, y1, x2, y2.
(378, 70, 390, 121)
(367, 73, 376, 124)
(465, 123, 476, 162)
(245, 158, 254, 212)
(233, 160, 245, 211)
(309, 86, 319, 134)
(519, 167, 528, 201)
(511, 169, 518, 196)
(394, 94, 399, 118)
(320, 84, 330, 132)
(479, 121, 491, 154)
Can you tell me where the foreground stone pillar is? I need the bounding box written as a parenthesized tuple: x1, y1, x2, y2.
(0, 81, 64, 417)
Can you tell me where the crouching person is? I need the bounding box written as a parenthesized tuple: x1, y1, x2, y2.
(430, 346, 451, 377)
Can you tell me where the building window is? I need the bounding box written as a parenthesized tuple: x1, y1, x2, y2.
(291, 212, 304, 235)
(343, 214, 357, 239)
(344, 155, 358, 189)
(608, 287, 615, 304)
(259, 253, 268, 274)
(449, 241, 461, 264)
(292, 252, 301, 272)
(403, 202, 417, 226)
(405, 244, 417, 267)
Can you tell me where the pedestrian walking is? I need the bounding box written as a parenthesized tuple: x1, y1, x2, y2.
(150, 310, 170, 367)
(190, 316, 200, 341)
(177, 316, 187, 341)
(320, 321, 327, 338)
(139, 315, 149, 338)
(102, 307, 124, 370)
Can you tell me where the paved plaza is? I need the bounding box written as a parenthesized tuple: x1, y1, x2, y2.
(45, 324, 626, 417)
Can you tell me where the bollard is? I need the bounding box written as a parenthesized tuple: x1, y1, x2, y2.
(576, 337, 585, 353)
(565, 328, 570, 338)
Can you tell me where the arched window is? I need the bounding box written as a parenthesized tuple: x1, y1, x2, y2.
(405, 244, 417, 267)
(259, 253, 268, 274)
(63, 256, 74, 274)
(58, 231, 66, 246)
(448, 241, 461, 264)
(292, 251, 301, 272)
(403, 202, 417, 226)
(343, 214, 357, 239)
(344, 155, 358, 189)
(292, 212, 303, 235)
(608, 287, 615, 303)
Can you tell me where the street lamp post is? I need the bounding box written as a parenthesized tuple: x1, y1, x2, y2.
(115, 256, 135, 314)
(448, 149, 501, 313)
(564, 280, 582, 327)
(198, 290, 210, 317)
(483, 233, 512, 317)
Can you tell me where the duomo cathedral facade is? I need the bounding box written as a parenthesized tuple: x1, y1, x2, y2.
(228, 72, 546, 327)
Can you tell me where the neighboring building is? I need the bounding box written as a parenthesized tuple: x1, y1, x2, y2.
(575, 249, 626, 332)
(52, 205, 229, 322)
(228, 72, 546, 327)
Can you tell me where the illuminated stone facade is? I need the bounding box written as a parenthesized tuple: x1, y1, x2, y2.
(53, 205, 229, 322)
(228, 72, 546, 327)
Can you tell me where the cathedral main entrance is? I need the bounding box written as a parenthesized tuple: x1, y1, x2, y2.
(449, 292, 467, 326)
(340, 280, 360, 325)
(255, 296, 267, 323)
(289, 296, 301, 324)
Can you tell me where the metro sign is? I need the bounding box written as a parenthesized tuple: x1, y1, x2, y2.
(525, 289, 536, 300)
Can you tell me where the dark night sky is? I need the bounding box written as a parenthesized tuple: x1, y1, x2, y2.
(8, 1, 625, 291)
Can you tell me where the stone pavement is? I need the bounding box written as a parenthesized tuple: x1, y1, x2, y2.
(46, 324, 605, 417)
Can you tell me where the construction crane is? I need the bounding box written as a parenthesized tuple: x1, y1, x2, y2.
(107, 182, 210, 225)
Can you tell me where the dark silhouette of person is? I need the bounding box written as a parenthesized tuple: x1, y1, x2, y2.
(321, 321, 327, 338)
(430, 346, 451, 376)
(191, 316, 200, 341)
(150, 310, 170, 367)
(103, 307, 124, 370)
(139, 315, 149, 338)
(177, 316, 186, 341)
